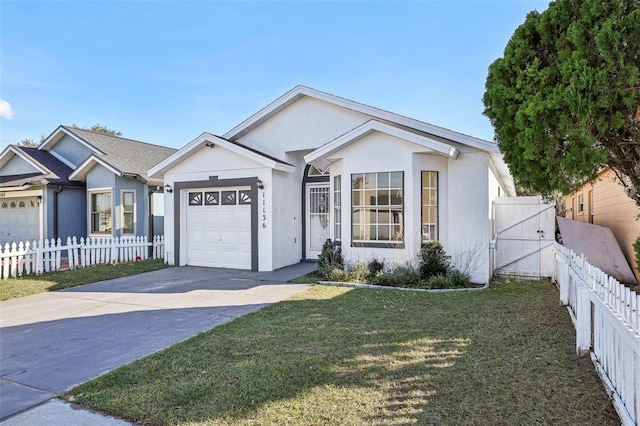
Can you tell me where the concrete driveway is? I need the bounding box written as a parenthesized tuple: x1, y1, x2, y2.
(0, 263, 315, 421)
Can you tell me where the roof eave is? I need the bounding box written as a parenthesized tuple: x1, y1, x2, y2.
(224, 85, 499, 154)
(69, 155, 123, 182)
(304, 120, 459, 165)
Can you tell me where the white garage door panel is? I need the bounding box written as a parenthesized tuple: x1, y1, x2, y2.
(0, 197, 40, 245)
(185, 189, 252, 269)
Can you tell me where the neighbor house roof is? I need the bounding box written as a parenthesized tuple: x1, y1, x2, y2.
(148, 133, 295, 178)
(0, 145, 81, 189)
(40, 126, 177, 183)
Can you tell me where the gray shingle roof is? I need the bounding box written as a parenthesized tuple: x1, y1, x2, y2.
(0, 146, 82, 188)
(62, 126, 177, 180)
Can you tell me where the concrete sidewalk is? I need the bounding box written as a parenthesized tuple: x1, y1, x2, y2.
(0, 262, 315, 424)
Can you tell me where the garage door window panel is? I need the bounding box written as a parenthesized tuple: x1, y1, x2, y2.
(189, 192, 203, 206)
(205, 191, 219, 205)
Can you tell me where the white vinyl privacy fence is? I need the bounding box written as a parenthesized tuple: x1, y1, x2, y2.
(0, 235, 166, 279)
(553, 243, 640, 426)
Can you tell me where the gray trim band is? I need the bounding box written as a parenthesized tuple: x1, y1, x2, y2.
(173, 175, 259, 271)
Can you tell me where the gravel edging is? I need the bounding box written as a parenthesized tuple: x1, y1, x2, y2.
(317, 280, 489, 293)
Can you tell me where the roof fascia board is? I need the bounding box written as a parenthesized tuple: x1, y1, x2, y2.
(69, 155, 122, 181)
(304, 120, 459, 164)
(223, 86, 500, 154)
(0, 145, 51, 175)
(489, 153, 516, 197)
(38, 126, 105, 156)
(148, 132, 209, 178)
(148, 133, 294, 178)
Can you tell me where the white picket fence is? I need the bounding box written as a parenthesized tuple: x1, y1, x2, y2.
(553, 242, 640, 426)
(0, 235, 166, 280)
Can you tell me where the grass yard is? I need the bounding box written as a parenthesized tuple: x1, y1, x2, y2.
(0, 260, 168, 301)
(70, 279, 618, 425)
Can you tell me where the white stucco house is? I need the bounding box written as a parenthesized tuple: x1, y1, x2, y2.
(149, 86, 515, 283)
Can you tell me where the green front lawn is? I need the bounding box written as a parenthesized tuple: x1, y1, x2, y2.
(70, 279, 617, 425)
(0, 260, 168, 301)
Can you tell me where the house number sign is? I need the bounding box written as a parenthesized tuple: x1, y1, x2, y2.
(262, 191, 267, 229)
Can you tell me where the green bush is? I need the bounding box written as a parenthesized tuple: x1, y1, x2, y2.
(367, 258, 385, 275)
(419, 241, 451, 280)
(426, 270, 473, 289)
(347, 263, 369, 283)
(371, 266, 424, 288)
(317, 239, 344, 279)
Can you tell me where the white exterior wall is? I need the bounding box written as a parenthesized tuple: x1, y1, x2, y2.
(331, 132, 424, 267)
(447, 152, 492, 283)
(236, 97, 371, 158)
(162, 145, 274, 270)
(271, 152, 306, 269)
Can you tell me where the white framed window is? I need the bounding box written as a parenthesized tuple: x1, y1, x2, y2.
(334, 175, 341, 242)
(90, 190, 113, 234)
(421, 171, 438, 242)
(121, 190, 135, 234)
(351, 171, 403, 245)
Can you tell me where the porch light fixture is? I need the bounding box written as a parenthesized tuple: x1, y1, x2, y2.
(164, 184, 173, 193)
(36, 195, 43, 206)
(256, 179, 264, 190)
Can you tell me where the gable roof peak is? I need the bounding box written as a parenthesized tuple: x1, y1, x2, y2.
(223, 85, 500, 154)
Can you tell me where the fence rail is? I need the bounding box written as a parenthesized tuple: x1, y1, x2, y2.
(553, 242, 640, 426)
(0, 235, 166, 280)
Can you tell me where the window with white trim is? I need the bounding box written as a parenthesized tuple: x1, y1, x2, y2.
(90, 191, 112, 234)
(334, 175, 341, 242)
(352, 172, 403, 244)
(122, 190, 135, 234)
(421, 171, 438, 242)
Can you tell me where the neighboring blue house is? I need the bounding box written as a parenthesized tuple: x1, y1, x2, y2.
(0, 126, 176, 245)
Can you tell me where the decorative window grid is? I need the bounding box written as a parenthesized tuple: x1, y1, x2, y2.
(189, 192, 203, 206)
(205, 191, 219, 205)
(239, 190, 251, 205)
(222, 191, 237, 205)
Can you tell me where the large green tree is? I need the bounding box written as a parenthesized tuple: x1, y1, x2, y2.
(483, 0, 640, 205)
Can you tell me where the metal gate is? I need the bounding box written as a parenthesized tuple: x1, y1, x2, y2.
(493, 195, 556, 279)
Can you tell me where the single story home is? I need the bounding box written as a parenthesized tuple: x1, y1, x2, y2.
(0, 126, 176, 245)
(149, 86, 516, 283)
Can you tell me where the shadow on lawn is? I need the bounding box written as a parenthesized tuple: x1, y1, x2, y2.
(73, 282, 619, 425)
(74, 287, 472, 424)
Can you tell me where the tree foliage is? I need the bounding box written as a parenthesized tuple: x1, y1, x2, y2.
(72, 123, 122, 137)
(18, 138, 39, 148)
(483, 0, 640, 205)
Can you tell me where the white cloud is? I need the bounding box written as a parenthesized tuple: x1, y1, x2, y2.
(0, 100, 14, 119)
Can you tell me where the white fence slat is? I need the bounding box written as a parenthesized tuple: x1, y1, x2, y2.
(0, 234, 165, 282)
(553, 242, 639, 426)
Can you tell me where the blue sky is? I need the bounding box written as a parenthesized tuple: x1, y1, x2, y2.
(0, 1, 549, 150)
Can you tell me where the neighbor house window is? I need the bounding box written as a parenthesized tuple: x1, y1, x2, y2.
(90, 191, 112, 234)
(578, 194, 584, 213)
(352, 171, 403, 244)
(122, 191, 135, 234)
(334, 175, 341, 242)
(421, 171, 438, 242)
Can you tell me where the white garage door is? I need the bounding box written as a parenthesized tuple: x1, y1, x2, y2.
(185, 188, 252, 269)
(0, 197, 40, 246)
